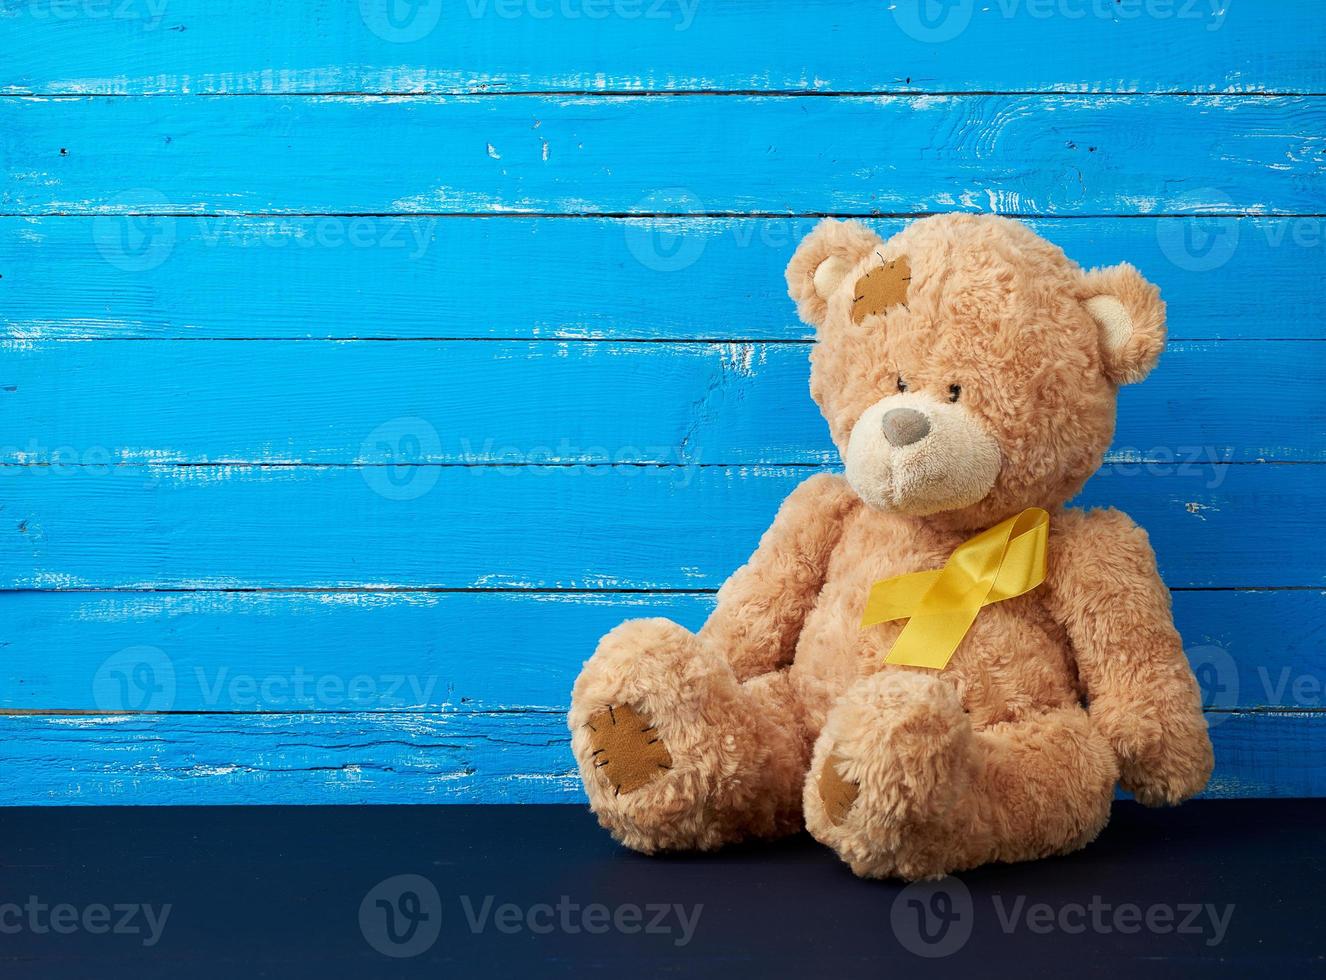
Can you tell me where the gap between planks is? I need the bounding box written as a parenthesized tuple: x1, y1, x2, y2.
(1, 707, 1320, 717)
(6, 337, 1324, 344)
(0, 461, 1318, 470)
(10, 212, 1326, 220)
(0, 585, 1317, 594)
(5, 91, 1326, 99)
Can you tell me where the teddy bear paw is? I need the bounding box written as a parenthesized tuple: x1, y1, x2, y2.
(815, 753, 859, 827)
(567, 618, 788, 853)
(804, 670, 974, 879)
(584, 704, 673, 796)
(1121, 744, 1214, 807)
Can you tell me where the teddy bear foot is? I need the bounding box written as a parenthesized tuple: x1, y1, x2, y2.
(805, 671, 1121, 880)
(583, 703, 673, 797)
(803, 670, 975, 881)
(569, 618, 808, 854)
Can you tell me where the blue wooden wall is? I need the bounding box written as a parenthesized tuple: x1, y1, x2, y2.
(1, 1, 1324, 804)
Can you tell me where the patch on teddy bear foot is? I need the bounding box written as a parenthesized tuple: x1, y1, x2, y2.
(585, 705, 673, 796)
(818, 754, 859, 826)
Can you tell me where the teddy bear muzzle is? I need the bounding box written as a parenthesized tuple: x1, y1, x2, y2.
(844, 393, 1001, 516)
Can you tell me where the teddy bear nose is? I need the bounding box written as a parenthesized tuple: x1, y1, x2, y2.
(881, 408, 931, 447)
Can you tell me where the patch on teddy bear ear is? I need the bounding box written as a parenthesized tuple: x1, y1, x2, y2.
(851, 254, 911, 323)
(786, 218, 885, 330)
(1080, 262, 1166, 385)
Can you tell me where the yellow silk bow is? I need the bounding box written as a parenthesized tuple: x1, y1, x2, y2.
(860, 507, 1050, 670)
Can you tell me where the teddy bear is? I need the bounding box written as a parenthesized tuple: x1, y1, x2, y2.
(567, 213, 1214, 880)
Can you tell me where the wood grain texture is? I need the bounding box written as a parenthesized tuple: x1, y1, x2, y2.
(5, 95, 1324, 216)
(0, 710, 1315, 804)
(0, 589, 1318, 712)
(6, 0, 1319, 95)
(1201, 712, 1326, 799)
(3, 215, 1322, 341)
(3, 2, 1322, 807)
(0, 711, 580, 804)
(3, 463, 1319, 590)
(2, 339, 1319, 465)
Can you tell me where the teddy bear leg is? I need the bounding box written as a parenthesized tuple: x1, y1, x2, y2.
(569, 617, 811, 854)
(804, 671, 1118, 880)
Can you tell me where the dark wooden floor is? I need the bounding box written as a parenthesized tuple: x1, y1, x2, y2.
(1, 799, 1323, 978)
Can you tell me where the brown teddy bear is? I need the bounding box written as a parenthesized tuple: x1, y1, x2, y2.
(568, 214, 1213, 880)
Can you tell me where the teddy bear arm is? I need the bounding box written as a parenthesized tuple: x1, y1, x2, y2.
(698, 473, 857, 681)
(1045, 508, 1214, 806)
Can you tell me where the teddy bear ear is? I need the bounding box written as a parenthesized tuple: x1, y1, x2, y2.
(1079, 262, 1167, 385)
(785, 219, 884, 330)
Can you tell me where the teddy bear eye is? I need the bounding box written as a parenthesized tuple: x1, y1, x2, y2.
(949, 384, 962, 402)
(897, 376, 909, 393)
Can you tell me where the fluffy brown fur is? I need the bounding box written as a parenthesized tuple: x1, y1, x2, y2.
(568, 214, 1213, 880)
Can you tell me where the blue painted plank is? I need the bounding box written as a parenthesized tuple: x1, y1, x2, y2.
(5, 95, 1323, 215)
(0, 710, 1315, 804)
(5, 0, 1318, 95)
(3, 216, 1321, 341)
(1, 463, 1318, 589)
(1202, 712, 1326, 799)
(0, 590, 713, 713)
(0, 711, 581, 804)
(0, 589, 1317, 713)
(1, 339, 1320, 464)
(0, 339, 833, 466)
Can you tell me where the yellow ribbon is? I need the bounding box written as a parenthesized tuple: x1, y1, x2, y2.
(860, 507, 1050, 671)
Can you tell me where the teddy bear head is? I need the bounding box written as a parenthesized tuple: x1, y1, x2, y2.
(786, 214, 1165, 530)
